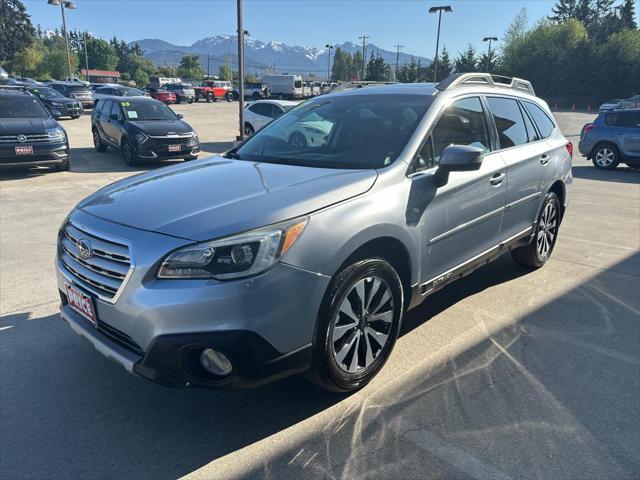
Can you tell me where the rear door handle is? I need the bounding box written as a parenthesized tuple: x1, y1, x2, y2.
(490, 172, 506, 186)
(540, 153, 551, 165)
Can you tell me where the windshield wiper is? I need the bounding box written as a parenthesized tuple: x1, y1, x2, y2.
(224, 149, 243, 160)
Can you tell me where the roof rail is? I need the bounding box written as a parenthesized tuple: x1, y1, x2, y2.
(435, 73, 535, 96)
(330, 80, 397, 93)
(0, 84, 28, 92)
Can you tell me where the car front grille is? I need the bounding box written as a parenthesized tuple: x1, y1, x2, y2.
(0, 133, 54, 143)
(148, 135, 197, 148)
(59, 221, 132, 302)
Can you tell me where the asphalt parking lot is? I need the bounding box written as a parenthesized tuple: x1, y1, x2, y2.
(1, 105, 639, 480)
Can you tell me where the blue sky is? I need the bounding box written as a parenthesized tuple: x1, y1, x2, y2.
(24, 0, 557, 57)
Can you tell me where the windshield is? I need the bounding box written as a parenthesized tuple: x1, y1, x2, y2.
(31, 87, 64, 99)
(122, 87, 144, 97)
(0, 96, 49, 118)
(121, 101, 177, 121)
(234, 93, 431, 169)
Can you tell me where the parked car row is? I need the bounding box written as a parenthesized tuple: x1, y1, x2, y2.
(599, 94, 640, 111)
(0, 85, 200, 173)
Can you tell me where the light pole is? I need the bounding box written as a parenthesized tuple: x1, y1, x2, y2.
(428, 5, 452, 83)
(48, 0, 77, 82)
(482, 36, 498, 72)
(325, 44, 333, 81)
(358, 35, 369, 80)
(207, 53, 213, 79)
(394, 44, 403, 81)
(236, 0, 246, 141)
(83, 30, 89, 82)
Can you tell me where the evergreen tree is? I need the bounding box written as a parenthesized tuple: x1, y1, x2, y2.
(177, 55, 205, 81)
(397, 57, 421, 83)
(365, 52, 391, 81)
(455, 44, 478, 73)
(618, 0, 638, 29)
(0, 0, 36, 71)
(549, 0, 580, 21)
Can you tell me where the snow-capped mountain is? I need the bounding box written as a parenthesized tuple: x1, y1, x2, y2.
(131, 35, 431, 77)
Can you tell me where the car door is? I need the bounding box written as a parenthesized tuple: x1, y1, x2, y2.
(102, 101, 123, 147)
(94, 100, 113, 144)
(410, 96, 507, 287)
(486, 96, 550, 240)
(616, 111, 640, 159)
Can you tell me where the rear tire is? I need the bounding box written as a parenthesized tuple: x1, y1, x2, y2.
(511, 192, 561, 268)
(176, 96, 182, 104)
(307, 258, 404, 393)
(592, 144, 620, 170)
(244, 122, 255, 136)
(207, 93, 213, 103)
(93, 129, 107, 152)
(225, 92, 233, 102)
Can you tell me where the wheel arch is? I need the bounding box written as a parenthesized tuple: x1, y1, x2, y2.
(331, 236, 413, 310)
(589, 140, 619, 159)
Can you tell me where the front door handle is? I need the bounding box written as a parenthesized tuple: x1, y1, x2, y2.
(490, 172, 506, 186)
(540, 153, 551, 165)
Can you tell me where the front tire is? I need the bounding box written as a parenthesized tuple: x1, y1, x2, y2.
(225, 92, 233, 102)
(122, 138, 138, 166)
(592, 144, 620, 170)
(511, 192, 561, 268)
(55, 159, 70, 171)
(307, 258, 404, 393)
(244, 122, 255, 136)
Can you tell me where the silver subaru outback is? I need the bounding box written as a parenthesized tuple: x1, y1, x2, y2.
(57, 73, 572, 392)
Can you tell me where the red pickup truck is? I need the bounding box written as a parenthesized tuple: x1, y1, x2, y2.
(194, 80, 234, 102)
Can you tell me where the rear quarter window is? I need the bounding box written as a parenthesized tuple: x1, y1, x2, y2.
(523, 101, 556, 138)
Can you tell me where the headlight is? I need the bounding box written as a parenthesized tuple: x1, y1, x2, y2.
(47, 128, 65, 141)
(135, 132, 149, 145)
(157, 217, 308, 280)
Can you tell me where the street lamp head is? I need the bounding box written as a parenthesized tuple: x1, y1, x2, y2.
(325, 44, 333, 49)
(483, 36, 499, 42)
(429, 5, 453, 13)
(47, 0, 61, 5)
(64, 1, 77, 9)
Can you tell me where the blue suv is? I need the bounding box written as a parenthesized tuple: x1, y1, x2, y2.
(579, 109, 640, 170)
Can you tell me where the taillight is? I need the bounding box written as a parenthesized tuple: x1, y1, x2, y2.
(565, 142, 573, 158)
(581, 123, 595, 139)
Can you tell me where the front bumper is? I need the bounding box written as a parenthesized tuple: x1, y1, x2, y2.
(50, 102, 83, 118)
(0, 143, 69, 167)
(56, 210, 330, 388)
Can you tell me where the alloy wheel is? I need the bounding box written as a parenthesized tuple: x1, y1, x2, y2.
(595, 148, 615, 167)
(536, 201, 558, 259)
(331, 276, 394, 374)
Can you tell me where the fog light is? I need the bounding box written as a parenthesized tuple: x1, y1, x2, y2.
(200, 348, 233, 376)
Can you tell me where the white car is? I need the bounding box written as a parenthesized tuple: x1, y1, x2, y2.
(243, 100, 299, 135)
(243, 99, 334, 149)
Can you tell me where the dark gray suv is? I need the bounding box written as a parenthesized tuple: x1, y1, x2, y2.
(579, 109, 640, 169)
(56, 73, 572, 392)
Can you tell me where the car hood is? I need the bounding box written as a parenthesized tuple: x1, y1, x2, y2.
(78, 156, 377, 241)
(127, 120, 193, 136)
(0, 117, 57, 134)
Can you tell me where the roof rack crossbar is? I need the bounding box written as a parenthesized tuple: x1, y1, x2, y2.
(435, 73, 535, 96)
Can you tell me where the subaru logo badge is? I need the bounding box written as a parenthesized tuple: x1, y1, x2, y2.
(77, 238, 93, 259)
(17, 134, 27, 143)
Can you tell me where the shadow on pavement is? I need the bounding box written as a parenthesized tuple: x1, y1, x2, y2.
(572, 164, 640, 183)
(1, 254, 638, 479)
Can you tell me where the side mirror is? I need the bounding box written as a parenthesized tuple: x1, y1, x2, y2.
(434, 145, 484, 187)
(176, 113, 184, 119)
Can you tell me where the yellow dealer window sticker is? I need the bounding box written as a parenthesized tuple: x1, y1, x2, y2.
(121, 102, 130, 107)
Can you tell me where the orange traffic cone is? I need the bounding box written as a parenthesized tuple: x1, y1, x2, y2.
(587, 104, 592, 112)
(571, 103, 576, 112)
(553, 102, 558, 110)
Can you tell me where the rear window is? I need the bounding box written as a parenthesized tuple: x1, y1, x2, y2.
(523, 101, 556, 139)
(67, 85, 90, 93)
(487, 97, 529, 149)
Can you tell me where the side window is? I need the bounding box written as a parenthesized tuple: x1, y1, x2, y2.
(268, 104, 284, 118)
(523, 101, 556, 138)
(99, 100, 111, 116)
(608, 112, 639, 128)
(520, 103, 541, 142)
(486, 97, 529, 149)
(413, 96, 491, 172)
(250, 103, 271, 117)
(109, 101, 122, 120)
